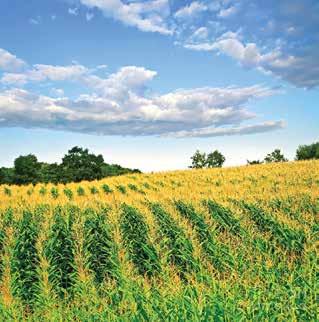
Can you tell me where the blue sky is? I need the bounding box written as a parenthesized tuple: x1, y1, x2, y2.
(0, 0, 318, 171)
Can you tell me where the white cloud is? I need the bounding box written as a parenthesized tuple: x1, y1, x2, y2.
(68, 8, 79, 16)
(50, 88, 65, 97)
(184, 33, 319, 88)
(218, 5, 238, 18)
(79, 0, 172, 34)
(174, 1, 207, 19)
(1, 64, 88, 85)
(0, 49, 284, 137)
(191, 27, 209, 40)
(0, 48, 26, 72)
(169, 121, 285, 138)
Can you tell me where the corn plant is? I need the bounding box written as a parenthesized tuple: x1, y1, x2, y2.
(83, 209, 119, 284)
(150, 203, 198, 278)
(11, 211, 40, 307)
(116, 185, 126, 194)
(44, 207, 76, 298)
(77, 186, 85, 196)
(204, 200, 244, 237)
(63, 188, 73, 200)
(175, 200, 233, 271)
(50, 187, 59, 199)
(102, 184, 113, 194)
(239, 202, 306, 254)
(120, 204, 160, 277)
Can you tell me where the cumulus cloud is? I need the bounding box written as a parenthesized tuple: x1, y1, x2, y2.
(0, 48, 26, 72)
(1, 64, 88, 85)
(0, 85, 282, 136)
(185, 31, 319, 88)
(0, 48, 284, 137)
(79, 0, 172, 34)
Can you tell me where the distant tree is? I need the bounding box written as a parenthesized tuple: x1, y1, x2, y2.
(13, 154, 41, 184)
(0, 167, 14, 184)
(190, 150, 207, 169)
(61, 146, 105, 182)
(102, 164, 141, 177)
(206, 150, 226, 168)
(39, 163, 61, 184)
(296, 142, 319, 160)
(247, 160, 263, 165)
(264, 149, 288, 163)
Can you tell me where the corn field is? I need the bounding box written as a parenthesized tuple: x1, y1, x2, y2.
(0, 160, 318, 320)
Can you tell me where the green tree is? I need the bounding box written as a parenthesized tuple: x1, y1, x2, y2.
(206, 150, 226, 168)
(296, 142, 319, 160)
(13, 154, 41, 184)
(0, 167, 14, 184)
(39, 163, 61, 184)
(61, 146, 105, 183)
(247, 160, 263, 165)
(264, 149, 288, 163)
(190, 150, 207, 169)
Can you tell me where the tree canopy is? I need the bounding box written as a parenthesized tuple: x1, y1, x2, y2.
(190, 150, 225, 169)
(0, 146, 141, 186)
(296, 142, 319, 160)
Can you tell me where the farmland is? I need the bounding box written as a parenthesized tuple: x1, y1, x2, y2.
(0, 160, 318, 320)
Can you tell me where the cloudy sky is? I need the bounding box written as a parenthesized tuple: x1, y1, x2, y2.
(0, 0, 318, 171)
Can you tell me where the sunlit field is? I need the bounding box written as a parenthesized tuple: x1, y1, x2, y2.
(0, 160, 318, 320)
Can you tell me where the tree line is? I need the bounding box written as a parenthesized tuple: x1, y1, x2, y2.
(190, 141, 319, 169)
(0, 146, 141, 185)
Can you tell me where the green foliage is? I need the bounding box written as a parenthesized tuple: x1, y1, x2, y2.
(14, 154, 41, 185)
(190, 150, 207, 169)
(206, 150, 226, 168)
(77, 186, 85, 196)
(190, 150, 225, 168)
(39, 163, 61, 184)
(101, 184, 113, 194)
(175, 200, 233, 271)
(247, 160, 263, 165)
(264, 149, 288, 163)
(102, 164, 141, 177)
(0, 225, 6, 278)
(4, 187, 11, 196)
(61, 147, 105, 183)
(90, 186, 99, 195)
(296, 142, 319, 160)
(239, 202, 306, 254)
(128, 183, 138, 191)
(120, 204, 160, 276)
(39, 186, 47, 196)
(83, 209, 119, 284)
(0, 146, 141, 186)
(150, 203, 197, 278)
(0, 167, 14, 184)
(205, 200, 244, 237)
(11, 211, 40, 307)
(44, 207, 76, 298)
(63, 188, 73, 200)
(50, 187, 59, 199)
(116, 185, 127, 194)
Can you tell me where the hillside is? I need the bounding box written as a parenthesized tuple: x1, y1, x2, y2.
(0, 160, 318, 320)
